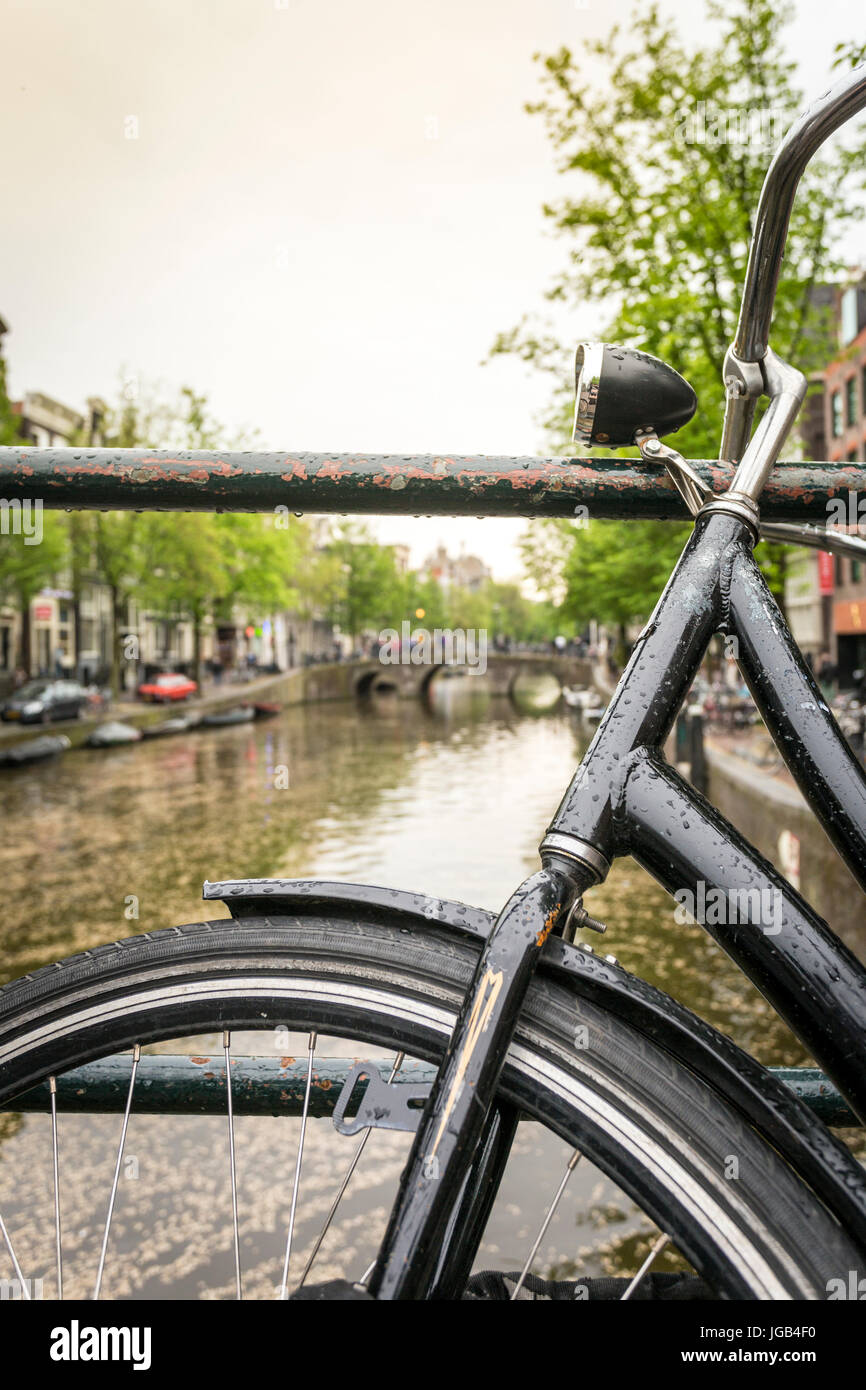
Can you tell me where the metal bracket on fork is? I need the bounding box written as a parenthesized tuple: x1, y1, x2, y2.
(332, 1061, 431, 1136)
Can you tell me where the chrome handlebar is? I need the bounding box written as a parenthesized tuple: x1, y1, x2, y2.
(720, 62, 866, 468)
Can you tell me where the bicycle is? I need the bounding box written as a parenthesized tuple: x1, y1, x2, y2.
(3, 61, 866, 1304)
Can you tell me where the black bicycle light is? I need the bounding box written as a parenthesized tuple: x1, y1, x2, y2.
(573, 343, 697, 447)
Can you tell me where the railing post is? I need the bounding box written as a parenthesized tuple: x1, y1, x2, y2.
(687, 706, 707, 795)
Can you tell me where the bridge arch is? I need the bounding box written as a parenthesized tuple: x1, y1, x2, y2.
(348, 653, 593, 701)
(355, 668, 399, 696)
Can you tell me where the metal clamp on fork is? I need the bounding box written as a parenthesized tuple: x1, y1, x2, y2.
(636, 431, 711, 517)
(635, 430, 866, 562)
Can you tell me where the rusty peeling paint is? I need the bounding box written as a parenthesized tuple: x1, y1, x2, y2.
(535, 903, 562, 948)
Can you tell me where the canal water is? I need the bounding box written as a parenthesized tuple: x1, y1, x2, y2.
(0, 680, 826, 1298)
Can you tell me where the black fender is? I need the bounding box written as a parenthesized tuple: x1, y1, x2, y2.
(205, 877, 866, 1248)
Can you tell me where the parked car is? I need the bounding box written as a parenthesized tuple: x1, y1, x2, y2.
(1, 679, 88, 724)
(138, 673, 198, 703)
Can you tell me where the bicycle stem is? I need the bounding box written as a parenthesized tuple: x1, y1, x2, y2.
(720, 60, 866, 467)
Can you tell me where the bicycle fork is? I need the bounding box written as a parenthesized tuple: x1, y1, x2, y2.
(368, 863, 592, 1299)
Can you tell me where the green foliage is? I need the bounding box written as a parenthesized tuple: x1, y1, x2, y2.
(0, 513, 67, 669)
(320, 523, 407, 641)
(493, 0, 866, 624)
(0, 513, 67, 608)
(0, 350, 22, 447)
(561, 520, 691, 628)
(47, 376, 311, 689)
(494, 0, 864, 456)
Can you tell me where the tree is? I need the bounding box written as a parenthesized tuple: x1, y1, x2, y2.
(0, 341, 21, 446)
(0, 341, 69, 670)
(561, 518, 692, 655)
(321, 524, 406, 643)
(486, 580, 558, 644)
(401, 573, 449, 633)
(70, 378, 304, 691)
(137, 514, 227, 687)
(492, 0, 866, 624)
(0, 513, 67, 672)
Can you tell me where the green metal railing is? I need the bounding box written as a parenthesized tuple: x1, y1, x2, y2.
(0, 448, 864, 520)
(1, 1056, 858, 1127)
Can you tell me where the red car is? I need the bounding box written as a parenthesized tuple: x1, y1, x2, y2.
(138, 672, 198, 703)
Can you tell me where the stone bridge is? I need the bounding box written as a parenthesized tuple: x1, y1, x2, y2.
(301, 652, 594, 702)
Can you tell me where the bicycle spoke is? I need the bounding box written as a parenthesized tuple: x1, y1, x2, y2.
(278, 1030, 317, 1300)
(93, 1044, 140, 1301)
(509, 1146, 582, 1300)
(298, 1051, 405, 1289)
(224, 1031, 242, 1300)
(620, 1231, 670, 1300)
(0, 1207, 30, 1298)
(49, 1076, 63, 1300)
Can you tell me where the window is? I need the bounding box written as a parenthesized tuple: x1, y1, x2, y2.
(847, 377, 858, 427)
(836, 556, 846, 586)
(832, 389, 844, 437)
(853, 561, 862, 583)
(841, 285, 860, 344)
(848, 448, 860, 463)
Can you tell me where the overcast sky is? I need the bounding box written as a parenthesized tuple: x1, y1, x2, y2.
(1, 0, 861, 579)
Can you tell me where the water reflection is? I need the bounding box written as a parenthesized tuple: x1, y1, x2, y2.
(0, 682, 804, 1061)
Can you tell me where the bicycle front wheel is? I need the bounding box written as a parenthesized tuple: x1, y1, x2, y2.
(0, 910, 862, 1299)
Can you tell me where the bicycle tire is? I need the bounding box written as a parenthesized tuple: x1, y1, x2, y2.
(0, 911, 863, 1300)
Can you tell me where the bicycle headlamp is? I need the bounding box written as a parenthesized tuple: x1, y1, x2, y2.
(573, 343, 697, 447)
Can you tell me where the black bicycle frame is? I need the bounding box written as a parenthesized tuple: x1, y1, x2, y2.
(368, 507, 866, 1298)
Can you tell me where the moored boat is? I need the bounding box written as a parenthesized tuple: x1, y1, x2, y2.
(142, 715, 200, 738)
(86, 721, 143, 747)
(0, 734, 72, 767)
(200, 706, 256, 728)
(252, 702, 282, 720)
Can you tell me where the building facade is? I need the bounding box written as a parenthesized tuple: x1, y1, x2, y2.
(782, 274, 866, 683)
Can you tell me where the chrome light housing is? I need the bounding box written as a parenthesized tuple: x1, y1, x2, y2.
(573, 343, 697, 447)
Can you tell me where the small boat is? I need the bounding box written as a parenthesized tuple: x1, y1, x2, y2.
(563, 686, 605, 712)
(142, 715, 200, 738)
(0, 734, 71, 767)
(86, 721, 143, 747)
(200, 706, 256, 728)
(562, 686, 586, 708)
(252, 702, 282, 720)
(583, 704, 606, 723)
